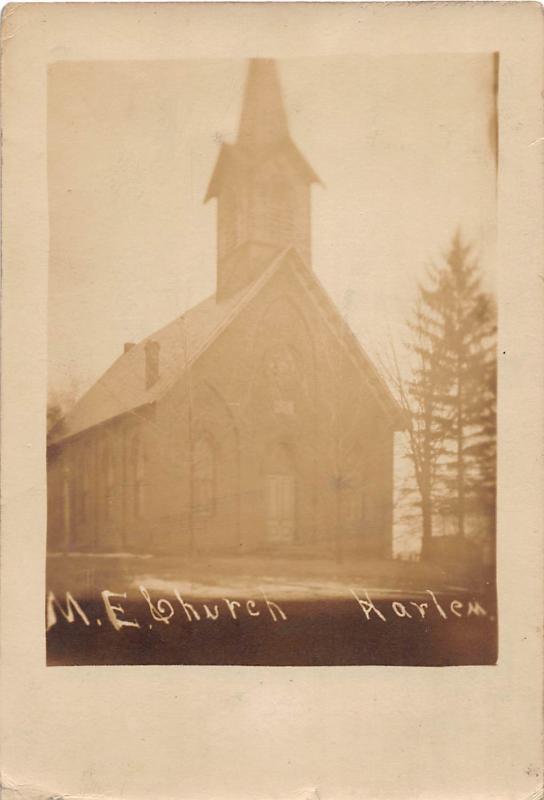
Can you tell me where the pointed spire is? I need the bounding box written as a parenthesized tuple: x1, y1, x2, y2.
(204, 56, 321, 292)
(237, 59, 289, 152)
(205, 58, 320, 201)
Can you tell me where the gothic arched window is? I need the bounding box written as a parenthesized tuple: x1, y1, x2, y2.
(193, 437, 215, 517)
(264, 344, 298, 415)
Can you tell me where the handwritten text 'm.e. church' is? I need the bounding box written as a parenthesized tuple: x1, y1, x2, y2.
(46, 587, 489, 632)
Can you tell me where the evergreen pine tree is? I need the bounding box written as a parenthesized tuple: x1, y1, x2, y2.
(406, 232, 497, 558)
(405, 274, 452, 559)
(432, 233, 496, 539)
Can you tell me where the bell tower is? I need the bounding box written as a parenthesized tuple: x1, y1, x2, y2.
(205, 59, 320, 300)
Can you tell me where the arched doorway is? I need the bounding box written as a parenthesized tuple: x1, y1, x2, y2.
(264, 442, 296, 545)
(340, 442, 374, 552)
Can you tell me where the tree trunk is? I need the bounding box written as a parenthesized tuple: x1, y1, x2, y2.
(420, 405, 434, 560)
(456, 361, 466, 538)
(420, 499, 433, 560)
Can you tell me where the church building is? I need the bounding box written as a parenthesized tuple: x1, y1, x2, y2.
(47, 59, 402, 561)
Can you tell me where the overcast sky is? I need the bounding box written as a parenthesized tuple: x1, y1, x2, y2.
(48, 54, 497, 400)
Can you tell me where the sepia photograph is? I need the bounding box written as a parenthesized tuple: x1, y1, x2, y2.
(45, 53, 498, 666)
(2, 4, 543, 800)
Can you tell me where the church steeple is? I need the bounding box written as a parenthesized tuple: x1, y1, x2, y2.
(205, 59, 320, 300)
(236, 59, 289, 153)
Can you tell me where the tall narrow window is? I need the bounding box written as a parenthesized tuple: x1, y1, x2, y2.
(81, 444, 91, 524)
(102, 443, 115, 523)
(342, 445, 368, 537)
(193, 437, 215, 517)
(265, 442, 296, 545)
(62, 468, 71, 543)
(132, 435, 146, 519)
(266, 178, 293, 245)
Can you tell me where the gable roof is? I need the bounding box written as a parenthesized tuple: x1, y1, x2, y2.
(286, 255, 402, 426)
(49, 249, 402, 446)
(48, 250, 286, 445)
(204, 138, 321, 202)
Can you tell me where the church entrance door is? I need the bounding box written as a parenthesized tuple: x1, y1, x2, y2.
(265, 473, 295, 545)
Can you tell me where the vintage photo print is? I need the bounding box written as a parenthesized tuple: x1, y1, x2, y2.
(2, 4, 543, 800)
(45, 52, 498, 666)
